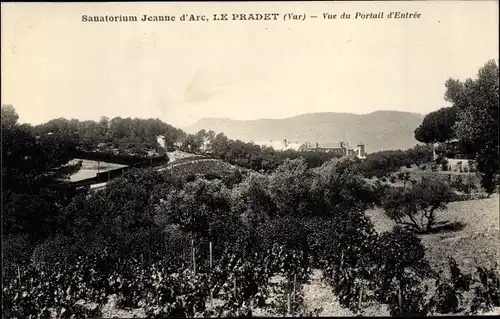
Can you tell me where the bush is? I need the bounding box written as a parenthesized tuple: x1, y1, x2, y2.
(357, 145, 433, 179)
(469, 266, 500, 314)
(429, 257, 472, 314)
(427, 258, 500, 315)
(371, 226, 432, 316)
(382, 178, 454, 232)
(436, 156, 449, 166)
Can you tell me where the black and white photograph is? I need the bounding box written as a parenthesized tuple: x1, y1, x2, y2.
(1, 1, 499, 317)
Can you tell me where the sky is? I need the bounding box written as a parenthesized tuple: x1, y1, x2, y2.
(1, 1, 498, 128)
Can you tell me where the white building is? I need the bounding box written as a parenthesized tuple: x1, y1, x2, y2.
(157, 135, 166, 149)
(252, 139, 308, 151)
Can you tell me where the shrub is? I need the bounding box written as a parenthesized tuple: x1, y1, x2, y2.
(382, 178, 454, 232)
(469, 266, 500, 314)
(436, 156, 449, 166)
(367, 180, 389, 206)
(428, 257, 472, 314)
(357, 145, 432, 178)
(427, 258, 500, 315)
(389, 176, 396, 183)
(453, 175, 464, 188)
(371, 226, 432, 316)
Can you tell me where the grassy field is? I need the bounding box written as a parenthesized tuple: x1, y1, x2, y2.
(366, 194, 500, 274)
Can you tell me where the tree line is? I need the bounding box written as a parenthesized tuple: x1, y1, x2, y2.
(179, 128, 343, 171)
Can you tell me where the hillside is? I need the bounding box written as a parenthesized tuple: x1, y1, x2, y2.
(185, 111, 425, 153)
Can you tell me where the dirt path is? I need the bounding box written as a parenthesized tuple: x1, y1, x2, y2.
(302, 269, 391, 317)
(302, 269, 354, 316)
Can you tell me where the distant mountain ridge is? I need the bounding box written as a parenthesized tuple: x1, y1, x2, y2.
(185, 111, 425, 153)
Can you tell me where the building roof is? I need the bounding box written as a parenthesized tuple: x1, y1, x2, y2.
(318, 142, 357, 149)
(317, 142, 343, 149)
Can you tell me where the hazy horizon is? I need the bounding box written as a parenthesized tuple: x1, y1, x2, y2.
(2, 1, 498, 128)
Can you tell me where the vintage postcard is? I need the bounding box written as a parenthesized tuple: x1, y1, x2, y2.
(2, 1, 499, 317)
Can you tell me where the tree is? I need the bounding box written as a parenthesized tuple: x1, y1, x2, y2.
(180, 134, 202, 153)
(311, 158, 376, 214)
(1, 104, 19, 127)
(206, 130, 216, 143)
(2, 106, 81, 256)
(445, 60, 499, 193)
(382, 178, 454, 232)
(414, 107, 458, 144)
(231, 172, 275, 227)
(268, 158, 312, 217)
(211, 133, 230, 158)
(98, 116, 110, 137)
(162, 178, 235, 243)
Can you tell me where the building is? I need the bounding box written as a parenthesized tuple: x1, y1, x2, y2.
(200, 139, 213, 154)
(253, 139, 309, 151)
(156, 135, 166, 149)
(306, 141, 366, 159)
(253, 139, 366, 159)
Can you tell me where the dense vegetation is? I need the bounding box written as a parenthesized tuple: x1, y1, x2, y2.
(357, 144, 433, 178)
(414, 60, 499, 193)
(4, 151, 498, 317)
(32, 115, 186, 148)
(2, 60, 499, 317)
(181, 129, 342, 172)
(15, 113, 185, 158)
